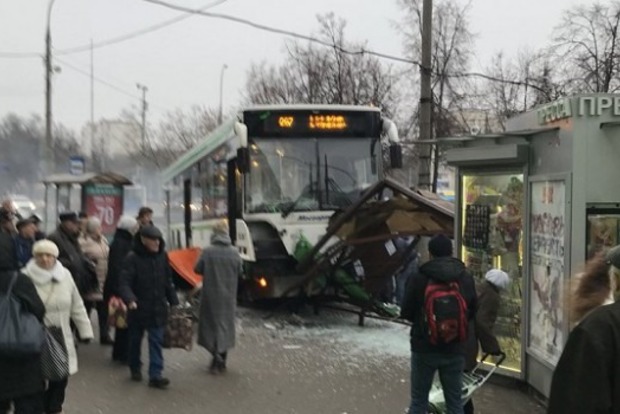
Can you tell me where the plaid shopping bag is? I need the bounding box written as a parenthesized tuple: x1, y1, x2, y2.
(41, 326, 69, 381)
(163, 308, 194, 351)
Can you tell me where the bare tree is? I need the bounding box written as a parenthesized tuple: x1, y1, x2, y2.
(124, 105, 219, 169)
(552, 1, 620, 93)
(244, 14, 399, 115)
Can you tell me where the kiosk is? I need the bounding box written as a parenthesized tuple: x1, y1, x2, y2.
(445, 93, 620, 397)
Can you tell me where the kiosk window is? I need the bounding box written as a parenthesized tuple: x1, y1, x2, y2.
(461, 173, 524, 373)
(587, 211, 620, 259)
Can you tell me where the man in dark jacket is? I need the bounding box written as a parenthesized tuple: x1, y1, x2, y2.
(47, 211, 93, 296)
(15, 218, 37, 268)
(0, 270, 46, 413)
(119, 225, 179, 389)
(0, 208, 18, 272)
(104, 215, 138, 363)
(401, 234, 477, 414)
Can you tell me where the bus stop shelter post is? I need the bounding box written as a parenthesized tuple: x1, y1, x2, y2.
(55, 185, 60, 223)
(44, 183, 49, 234)
(164, 187, 172, 245)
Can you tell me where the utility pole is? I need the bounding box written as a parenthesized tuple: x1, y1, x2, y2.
(136, 83, 148, 149)
(418, 0, 433, 190)
(90, 39, 98, 171)
(45, 0, 57, 176)
(218, 64, 228, 124)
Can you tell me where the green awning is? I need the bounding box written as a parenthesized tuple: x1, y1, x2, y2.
(161, 118, 236, 183)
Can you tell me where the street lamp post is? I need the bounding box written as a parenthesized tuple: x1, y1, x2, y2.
(218, 64, 228, 124)
(45, 0, 57, 176)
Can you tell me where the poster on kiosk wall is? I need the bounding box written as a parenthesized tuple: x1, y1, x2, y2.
(528, 179, 566, 366)
(83, 184, 123, 237)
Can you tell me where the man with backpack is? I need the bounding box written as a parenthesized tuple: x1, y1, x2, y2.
(401, 234, 477, 414)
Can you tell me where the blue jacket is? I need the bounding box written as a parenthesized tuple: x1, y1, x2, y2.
(15, 236, 34, 268)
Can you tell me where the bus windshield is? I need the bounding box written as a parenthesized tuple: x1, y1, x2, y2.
(245, 138, 377, 214)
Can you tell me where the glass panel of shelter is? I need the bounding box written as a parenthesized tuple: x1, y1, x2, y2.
(461, 172, 525, 372)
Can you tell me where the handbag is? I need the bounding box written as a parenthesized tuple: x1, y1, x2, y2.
(0, 272, 46, 356)
(107, 296, 128, 329)
(40, 283, 69, 381)
(163, 307, 194, 351)
(41, 326, 69, 381)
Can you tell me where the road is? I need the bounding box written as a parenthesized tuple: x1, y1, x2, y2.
(64, 307, 546, 414)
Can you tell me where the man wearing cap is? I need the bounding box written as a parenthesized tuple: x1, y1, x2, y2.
(548, 245, 620, 413)
(119, 225, 179, 389)
(0, 207, 18, 272)
(47, 211, 95, 297)
(15, 218, 37, 268)
(28, 214, 46, 240)
(401, 234, 477, 414)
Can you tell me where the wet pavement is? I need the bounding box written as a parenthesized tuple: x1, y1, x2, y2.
(64, 306, 546, 413)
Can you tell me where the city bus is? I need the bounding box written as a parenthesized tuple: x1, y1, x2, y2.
(162, 104, 401, 300)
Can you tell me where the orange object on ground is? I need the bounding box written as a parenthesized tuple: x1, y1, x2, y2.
(168, 247, 203, 288)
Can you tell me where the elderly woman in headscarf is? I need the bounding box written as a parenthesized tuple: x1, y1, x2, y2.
(548, 246, 620, 413)
(194, 219, 243, 374)
(23, 239, 93, 414)
(464, 268, 510, 414)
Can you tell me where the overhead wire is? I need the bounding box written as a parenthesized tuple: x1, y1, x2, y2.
(0, 0, 226, 59)
(141, 0, 549, 93)
(55, 0, 227, 55)
(1, 0, 546, 93)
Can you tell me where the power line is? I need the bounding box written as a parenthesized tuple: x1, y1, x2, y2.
(56, 0, 227, 55)
(142, 0, 417, 64)
(0, 0, 226, 59)
(141, 0, 549, 93)
(54, 56, 140, 100)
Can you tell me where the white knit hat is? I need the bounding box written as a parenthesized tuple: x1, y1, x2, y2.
(32, 240, 59, 258)
(485, 269, 511, 290)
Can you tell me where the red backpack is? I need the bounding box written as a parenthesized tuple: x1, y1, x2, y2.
(423, 278, 468, 345)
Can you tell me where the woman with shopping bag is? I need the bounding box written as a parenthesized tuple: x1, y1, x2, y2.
(23, 240, 93, 414)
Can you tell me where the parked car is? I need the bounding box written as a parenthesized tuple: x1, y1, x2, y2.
(9, 194, 37, 217)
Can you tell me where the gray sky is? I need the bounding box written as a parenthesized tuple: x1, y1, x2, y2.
(0, 0, 592, 133)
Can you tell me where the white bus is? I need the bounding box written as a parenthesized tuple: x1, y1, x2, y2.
(162, 104, 401, 299)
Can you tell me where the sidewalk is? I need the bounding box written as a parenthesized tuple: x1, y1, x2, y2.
(470, 379, 546, 414)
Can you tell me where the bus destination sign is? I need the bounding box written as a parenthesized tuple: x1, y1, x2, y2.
(245, 109, 380, 138)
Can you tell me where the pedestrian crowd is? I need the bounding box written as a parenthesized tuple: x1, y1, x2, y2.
(4, 195, 620, 414)
(0, 202, 241, 414)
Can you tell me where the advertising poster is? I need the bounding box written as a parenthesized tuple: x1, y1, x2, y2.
(528, 180, 566, 366)
(83, 184, 123, 236)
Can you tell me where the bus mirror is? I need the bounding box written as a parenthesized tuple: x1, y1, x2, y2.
(237, 147, 250, 174)
(234, 122, 248, 148)
(371, 157, 377, 174)
(390, 143, 403, 169)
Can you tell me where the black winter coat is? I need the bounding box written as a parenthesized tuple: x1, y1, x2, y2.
(0, 231, 17, 272)
(118, 236, 179, 328)
(548, 301, 620, 414)
(0, 270, 46, 400)
(48, 225, 91, 294)
(401, 256, 477, 354)
(103, 229, 134, 301)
